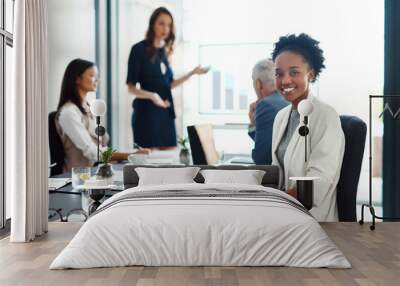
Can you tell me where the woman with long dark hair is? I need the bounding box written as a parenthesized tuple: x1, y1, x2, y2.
(56, 59, 136, 171)
(127, 7, 208, 149)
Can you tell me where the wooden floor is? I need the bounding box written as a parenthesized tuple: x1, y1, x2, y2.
(0, 222, 399, 286)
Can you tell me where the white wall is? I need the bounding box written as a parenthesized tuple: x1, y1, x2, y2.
(182, 0, 383, 124)
(47, 0, 96, 112)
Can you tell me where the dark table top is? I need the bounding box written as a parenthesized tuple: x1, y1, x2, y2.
(50, 163, 127, 193)
(49, 163, 127, 221)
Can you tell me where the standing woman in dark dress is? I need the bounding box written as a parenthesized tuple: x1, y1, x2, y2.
(126, 7, 208, 149)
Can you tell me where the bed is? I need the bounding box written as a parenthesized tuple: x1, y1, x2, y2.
(50, 165, 350, 269)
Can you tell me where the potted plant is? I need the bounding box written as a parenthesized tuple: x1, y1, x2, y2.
(96, 146, 116, 181)
(178, 136, 191, 165)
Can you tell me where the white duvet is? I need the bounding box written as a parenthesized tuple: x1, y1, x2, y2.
(50, 183, 351, 269)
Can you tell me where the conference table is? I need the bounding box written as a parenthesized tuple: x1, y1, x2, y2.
(49, 150, 183, 221)
(49, 164, 126, 222)
(48, 149, 254, 222)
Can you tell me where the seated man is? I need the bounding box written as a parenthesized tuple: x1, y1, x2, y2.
(248, 59, 288, 165)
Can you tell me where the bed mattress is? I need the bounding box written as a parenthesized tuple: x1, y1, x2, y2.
(50, 183, 350, 269)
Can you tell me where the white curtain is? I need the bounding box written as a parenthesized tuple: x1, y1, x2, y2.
(10, 0, 48, 242)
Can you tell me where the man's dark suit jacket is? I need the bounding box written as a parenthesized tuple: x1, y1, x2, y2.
(248, 91, 289, 165)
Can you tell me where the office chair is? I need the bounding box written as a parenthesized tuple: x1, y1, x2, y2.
(337, 115, 367, 222)
(187, 125, 207, 164)
(187, 124, 220, 165)
(48, 111, 89, 221)
(48, 111, 65, 176)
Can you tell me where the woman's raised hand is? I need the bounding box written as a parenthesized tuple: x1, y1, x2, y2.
(191, 65, 210, 75)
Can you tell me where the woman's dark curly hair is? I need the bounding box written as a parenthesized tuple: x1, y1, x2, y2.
(271, 33, 325, 82)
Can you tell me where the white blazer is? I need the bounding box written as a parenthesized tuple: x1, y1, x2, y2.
(271, 95, 345, 222)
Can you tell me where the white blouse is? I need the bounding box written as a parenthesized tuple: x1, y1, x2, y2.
(56, 102, 108, 170)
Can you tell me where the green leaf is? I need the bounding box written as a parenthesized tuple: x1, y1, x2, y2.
(177, 136, 188, 149)
(100, 146, 117, 164)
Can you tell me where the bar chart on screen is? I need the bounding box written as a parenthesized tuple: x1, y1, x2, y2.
(198, 43, 273, 114)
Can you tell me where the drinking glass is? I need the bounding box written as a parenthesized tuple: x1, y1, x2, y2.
(71, 167, 91, 188)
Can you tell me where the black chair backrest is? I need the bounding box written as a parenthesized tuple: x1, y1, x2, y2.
(48, 111, 65, 176)
(337, 115, 367, 222)
(187, 125, 207, 164)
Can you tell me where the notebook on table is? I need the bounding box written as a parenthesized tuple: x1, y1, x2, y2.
(48, 178, 71, 191)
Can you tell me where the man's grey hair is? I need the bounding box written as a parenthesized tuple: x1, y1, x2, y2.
(252, 59, 275, 86)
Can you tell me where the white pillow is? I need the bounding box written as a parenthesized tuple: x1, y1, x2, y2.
(200, 169, 266, 185)
(135, 167, 201, 186)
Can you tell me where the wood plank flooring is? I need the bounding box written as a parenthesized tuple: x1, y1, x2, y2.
(0, 222, 399, 286)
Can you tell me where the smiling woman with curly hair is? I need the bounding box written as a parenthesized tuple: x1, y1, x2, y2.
(270, 33, 345, 222)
